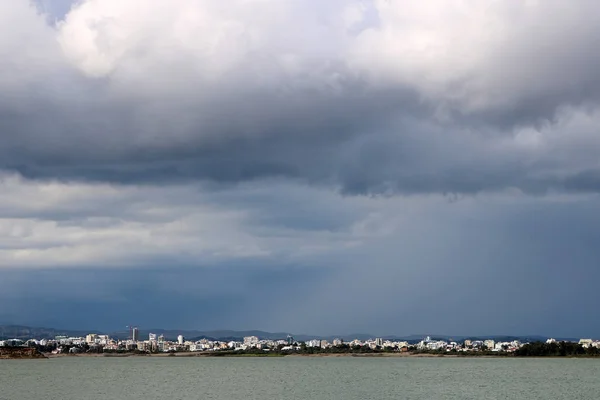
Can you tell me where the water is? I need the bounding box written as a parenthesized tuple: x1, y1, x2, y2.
(1, 356, 600, 399)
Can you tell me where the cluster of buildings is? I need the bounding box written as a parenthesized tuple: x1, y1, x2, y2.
(573, 338, 600, 348)
(3, 333, 600, 354)
(0, 334, 411, 353)
(416, 336, 523, 352)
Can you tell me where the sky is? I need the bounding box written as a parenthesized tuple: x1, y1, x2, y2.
(1, 0, 600, 338)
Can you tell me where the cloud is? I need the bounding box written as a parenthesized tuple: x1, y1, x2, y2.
(0, 0, 599, 196)
(3, 0, 600, 336)
(2, 182, 600, 336)
(0, 173, 389, 268)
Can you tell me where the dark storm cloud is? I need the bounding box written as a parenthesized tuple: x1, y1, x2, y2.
(3, 0, 600, 196)
(0, 85, 428, 186)
(4, 89, 600, 197)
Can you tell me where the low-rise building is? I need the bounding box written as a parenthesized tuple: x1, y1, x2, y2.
(244, 336, 259, 347)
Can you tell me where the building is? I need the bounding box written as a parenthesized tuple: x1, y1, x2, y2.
(244, 336, 259, 346)
(149, 333, 157, 342)
(132, 327, 139, 342)
(426, 341, 447, 351)
(189, 344, 203, 352)
(375, 338, 383, 347)
(177, 335, 184, 345)
(0, 339, 24, 347)
(85, 334, 98, 344)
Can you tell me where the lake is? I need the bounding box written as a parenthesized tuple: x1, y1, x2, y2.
(1, 356, 599, 399)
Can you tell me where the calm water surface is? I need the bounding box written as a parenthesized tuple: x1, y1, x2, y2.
(1, 356, 599, 399)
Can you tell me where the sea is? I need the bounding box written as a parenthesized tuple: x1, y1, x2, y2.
(1, 356, 599, 399)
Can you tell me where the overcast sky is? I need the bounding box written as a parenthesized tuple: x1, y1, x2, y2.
(1, 0, 600, 338)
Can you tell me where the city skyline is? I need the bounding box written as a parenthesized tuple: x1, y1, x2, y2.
(5, 327, 600, 358)
(0, 324, 592, 343)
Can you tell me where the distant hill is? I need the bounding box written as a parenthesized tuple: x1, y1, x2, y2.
(129, 329, 299, 342)
(0, 325, 577, 343)
(0, 325, 100, 340)
(0, 326, 301, 342)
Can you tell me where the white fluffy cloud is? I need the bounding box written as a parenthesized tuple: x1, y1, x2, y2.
(56, 0, 352, 87)
(51, 0, 600, 114)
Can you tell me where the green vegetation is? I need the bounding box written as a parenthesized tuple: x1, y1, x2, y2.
(0, 347, 46, 359)
(410, 348, 512, 357)
(198, 345, 391, 357)
(515, 342, 600, 357)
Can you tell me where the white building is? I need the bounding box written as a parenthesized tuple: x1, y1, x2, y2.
(189, 344, 203, 352)
(85, 334, 98, 344)
(177, 335, 184, 345)
(243, 336, 259, 346)
(484, 340, 495, 349)
(426, 341, 447, 351)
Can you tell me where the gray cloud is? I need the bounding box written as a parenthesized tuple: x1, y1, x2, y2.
(2, 1, 600, 196)
(3, 193, 600, 337)
(3, 0, 600, 336)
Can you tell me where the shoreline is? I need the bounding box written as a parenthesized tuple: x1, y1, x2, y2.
(40, 352, 516, 359)
(0, 351, 595, 360)
(43, 352, 462, 358)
